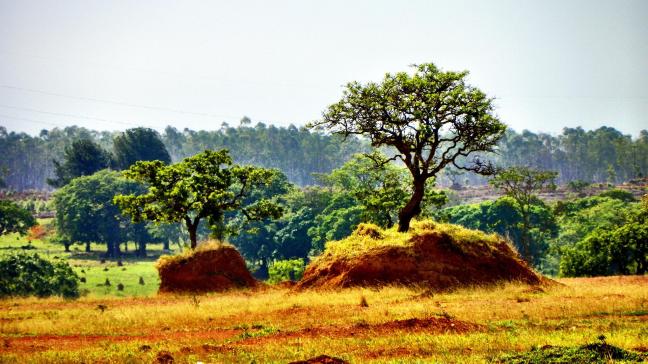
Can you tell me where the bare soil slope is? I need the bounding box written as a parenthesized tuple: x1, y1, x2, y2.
(156, 242, 257, 293)
(296, 221, 543, 290)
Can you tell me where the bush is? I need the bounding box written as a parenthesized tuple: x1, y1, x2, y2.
(561, 222, 648, 276)
(597, 189, 636, 202)
(0, 252, 80, 298)
(268, 258, 305, 284)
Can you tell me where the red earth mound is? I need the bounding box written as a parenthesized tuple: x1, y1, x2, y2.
(157, 244, 257, 293)
(296, 223, 544, 290)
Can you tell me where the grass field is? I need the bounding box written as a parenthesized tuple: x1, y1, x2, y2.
(1, 222, 647, 363)
(1, 276, 647, 363)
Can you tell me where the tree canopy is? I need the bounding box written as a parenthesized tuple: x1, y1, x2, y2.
(113, 127, 171, 170)
(311, 63, 506, 231)
(489, 166, 557, 262)
(114, 149, 285, 248)
(0, 200, 36, 236)
(53, 169, 151, 257)
(46, 138, 112, 188)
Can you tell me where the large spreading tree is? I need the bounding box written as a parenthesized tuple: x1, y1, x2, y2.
(114, 149, 285, 248)
(311, 63, 506, 231)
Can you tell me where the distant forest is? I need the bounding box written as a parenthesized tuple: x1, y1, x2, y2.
(1, 123, 647, 191)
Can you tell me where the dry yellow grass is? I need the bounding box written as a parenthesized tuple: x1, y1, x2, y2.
(0, 276, 646, 363)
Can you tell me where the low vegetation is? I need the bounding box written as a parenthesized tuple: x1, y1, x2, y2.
(0, 252, 79, 299)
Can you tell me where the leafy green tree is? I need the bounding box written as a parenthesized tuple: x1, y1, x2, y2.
(53, 170, 150, 257)
(560, 193, 647, 276)
(113, 127, 171, 170)
(441, 196, 558, 268)
(0, 252, 80, 298)
(553, 196, 638, 249)
(114, 149, 285, 248)
(226, 170, 291, 277)
(307, 193, 365, 253)
(561, 222, 647, 276)
(0, 200, 37, 236)
(489, 166, 557, 262)
(311, 63, 505, 232)
(47, 138, 112, 188)
(317, 153, 409, 228)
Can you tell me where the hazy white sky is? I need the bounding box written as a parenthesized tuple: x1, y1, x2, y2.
(1, 0, 646, 136)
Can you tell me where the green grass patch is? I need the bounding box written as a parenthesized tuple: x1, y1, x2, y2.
(1, 218, 166, 297)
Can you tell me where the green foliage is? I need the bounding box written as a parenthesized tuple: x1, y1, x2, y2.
(560, 215, 647, 277)
(489, 167, 557, 262)
(567, 179, 590, 194)
(596, 188, 636, 202)
(115, 149, 286, 248)
(47, 138, 112, 188)
(307, 194, 365, 254)
(112, 127, 171, 170)
(53, 170, 151, 257)
(267, 258, 305, 284)
(0, 252, 80, 298)
(553, 196, 638, 248)
(317, 152, 410, 228)
(441, 196, 558, 268)
(318, 153, 448, 229)
(312, 63, 506, 232)
(0, 199, 36, 236)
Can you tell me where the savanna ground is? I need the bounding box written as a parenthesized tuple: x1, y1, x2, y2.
(1, 223, 647, 363)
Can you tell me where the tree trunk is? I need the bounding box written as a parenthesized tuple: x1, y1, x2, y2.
(398, 177, 426, 232)
(188, 222, 198, 249)
(163, 240, 170, 250)
(85, 241, 91, 252)
(137, 241, 146, 257)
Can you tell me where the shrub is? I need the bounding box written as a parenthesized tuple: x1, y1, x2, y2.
(597, 189, 636, 202)
(268, 258, 305, 284)
(0, 252, 80, 298)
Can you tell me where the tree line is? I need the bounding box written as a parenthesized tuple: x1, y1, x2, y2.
(1, 123, 647, 192)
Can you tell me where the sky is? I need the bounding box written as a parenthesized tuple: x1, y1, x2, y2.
(0, 0, 646, 137)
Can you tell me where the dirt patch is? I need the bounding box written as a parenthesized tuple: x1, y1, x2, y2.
(0, 328, 241, 354)
(289, 355, 349, 364)
(157, 243, 257, 293)
(296, 223, 544, 291)
(237, 316, 484, 346)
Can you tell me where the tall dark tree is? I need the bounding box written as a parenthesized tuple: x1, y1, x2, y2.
(113, 127, 171, 170)
(46, 138, 111, 188)
(311, 63, 506, 231)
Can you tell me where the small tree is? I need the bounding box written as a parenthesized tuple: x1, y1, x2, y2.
(311, 63, 506, 232)
(47, 138, 112, 188)
(0, 200, 36, 236)
(489, 166, 557, 261)
(114, 149, 284, 249)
